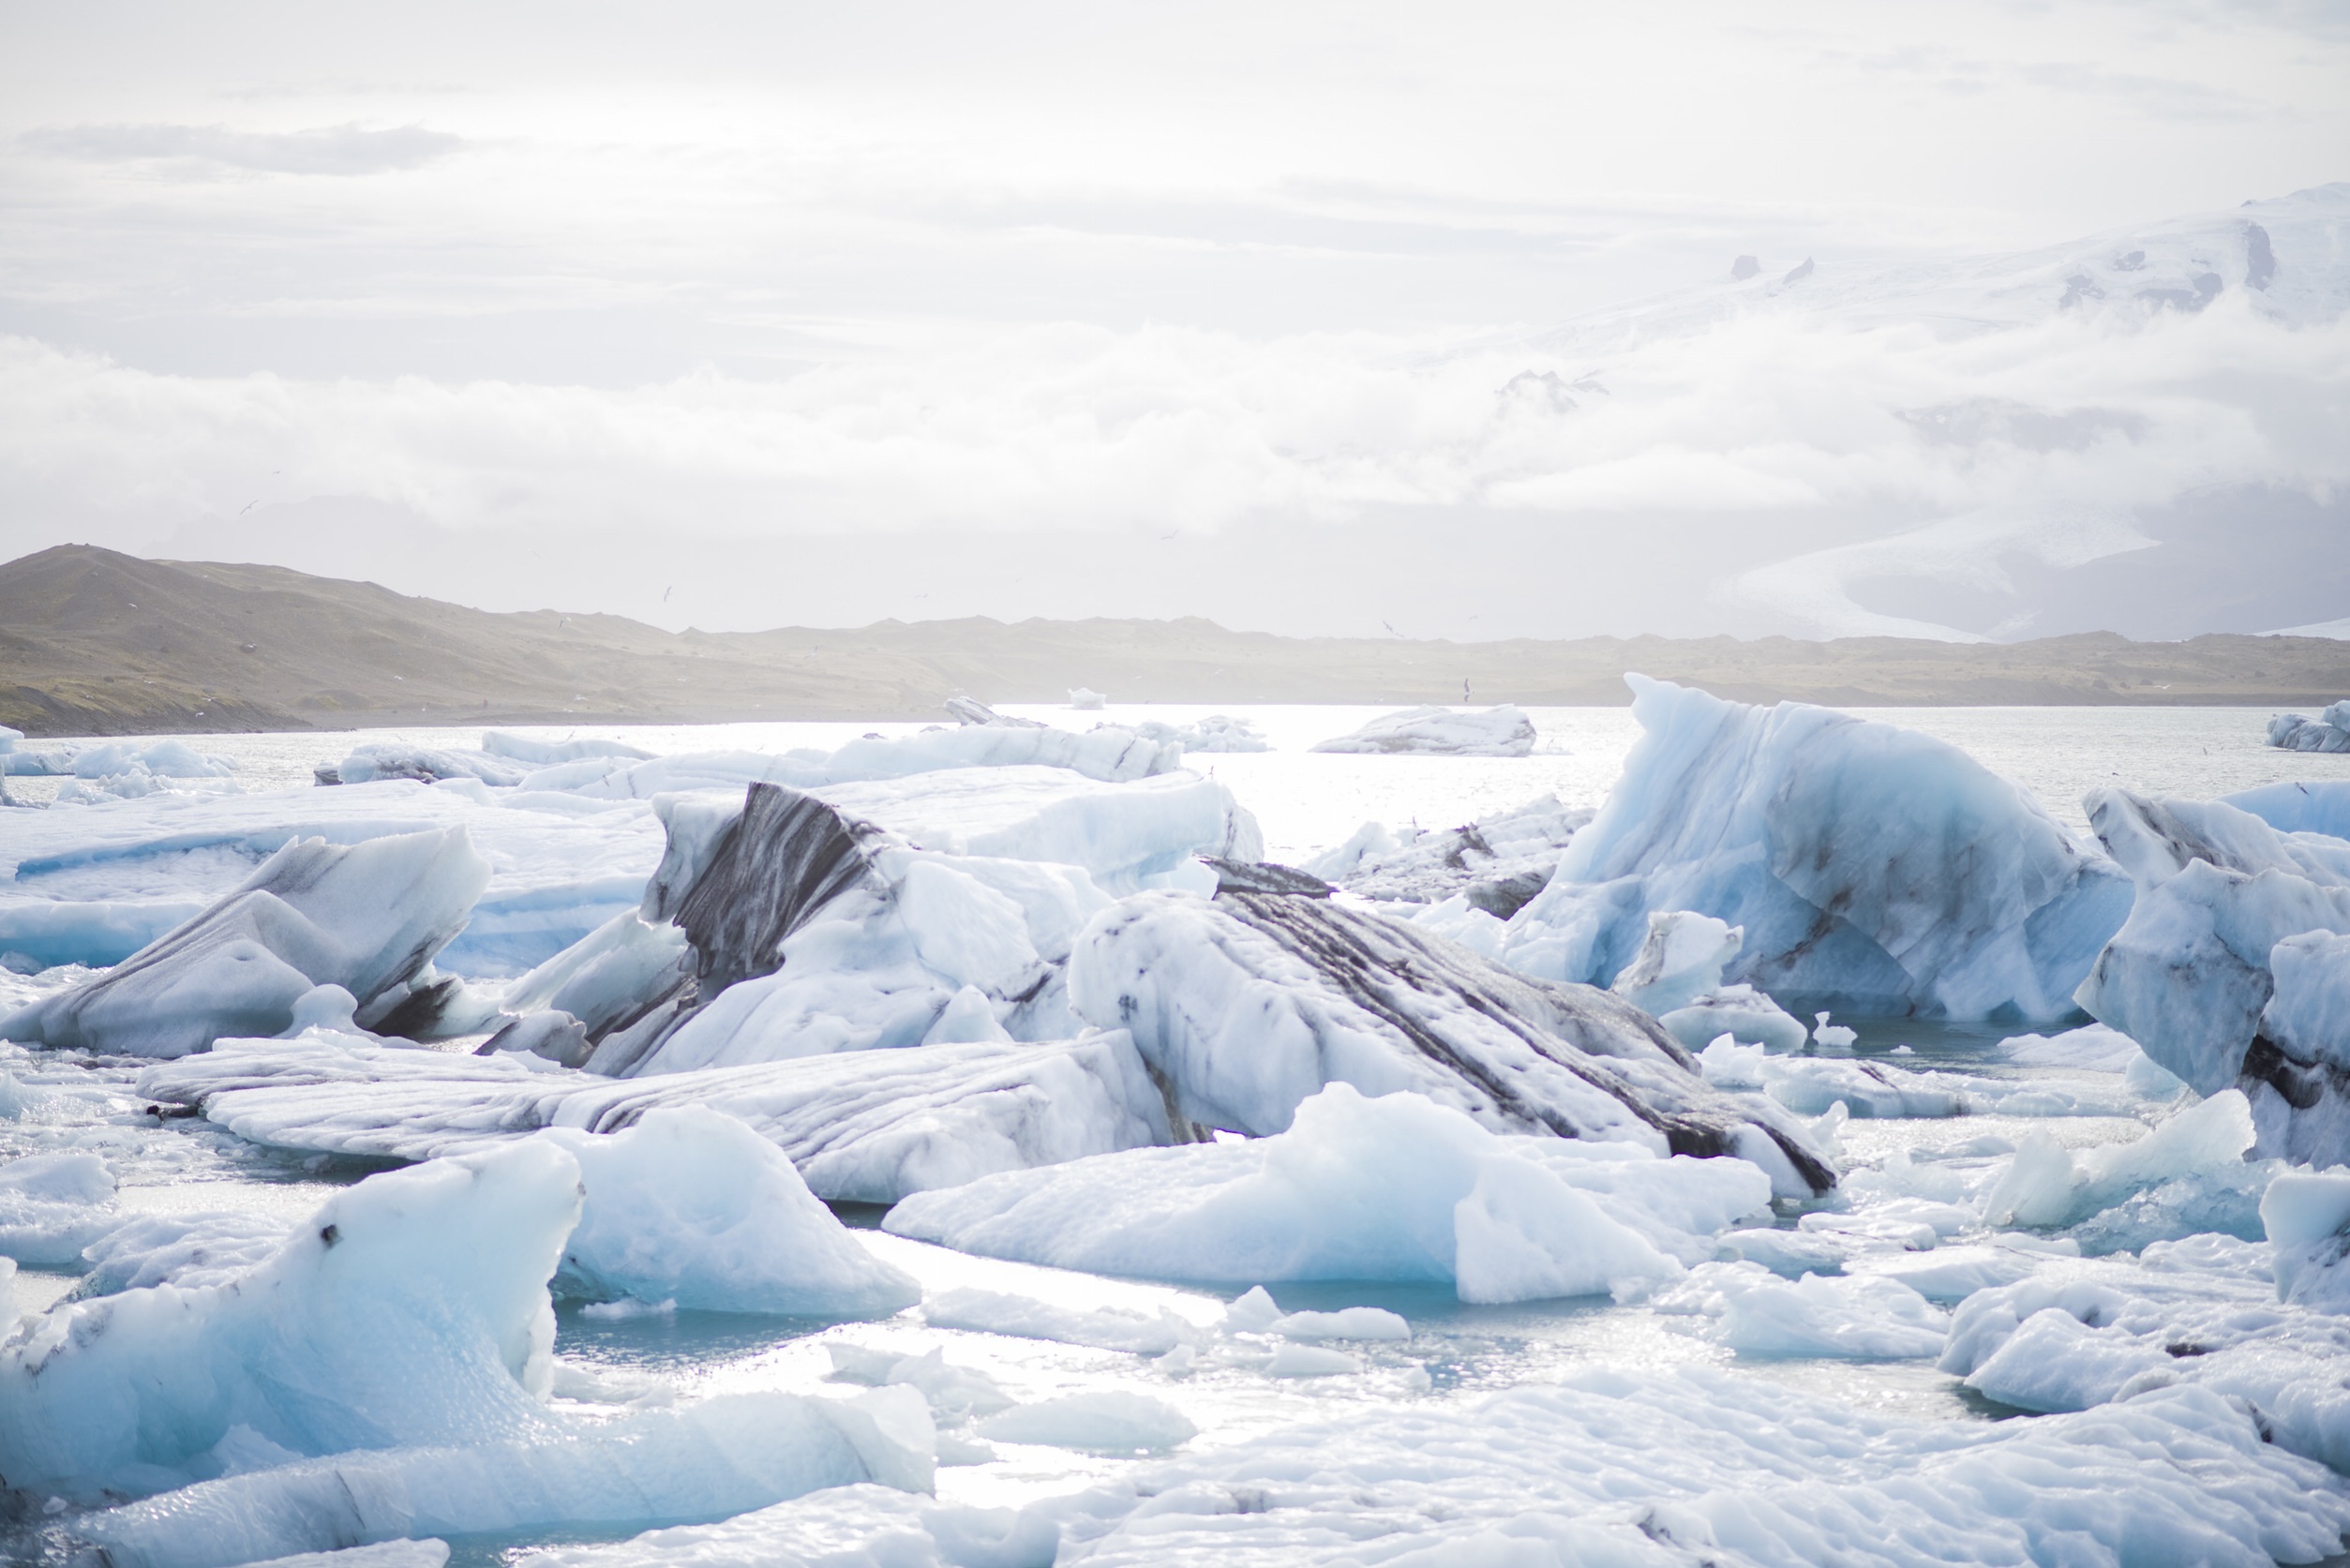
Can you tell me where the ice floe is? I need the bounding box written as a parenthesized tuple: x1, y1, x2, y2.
(1309, 704, 1536, 756)
(1308, 794, 1590, 915)
(136, 1029, 1175, 1202)
(884, 1082, 1769, 1303)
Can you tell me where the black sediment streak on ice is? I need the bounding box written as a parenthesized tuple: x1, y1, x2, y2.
(1217, 890, 1834, 1191)
(672, 783, 886, 995)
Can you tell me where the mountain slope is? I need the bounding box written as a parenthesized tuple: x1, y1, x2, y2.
(5, 546, 2347, 736)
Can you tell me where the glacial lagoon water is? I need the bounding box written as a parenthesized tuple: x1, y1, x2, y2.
(5, 700, 2347, 1564)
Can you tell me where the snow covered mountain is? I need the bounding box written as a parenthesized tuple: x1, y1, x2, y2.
(1496, 183, 2350, 643)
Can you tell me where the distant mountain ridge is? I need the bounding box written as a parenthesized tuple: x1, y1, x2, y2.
(5, 546, 2347, 736)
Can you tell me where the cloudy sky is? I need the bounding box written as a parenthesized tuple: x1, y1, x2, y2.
(2, 0, 2343, 639)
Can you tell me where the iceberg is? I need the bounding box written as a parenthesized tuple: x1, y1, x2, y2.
(481, 731, 655, 766)
(509, 771, 1251, 1076)
(2266, 702, 2350, 754)
(1068, 881, 1834, 1194)
(1309, 704, 1536, 756)
(884, 1083, 1757, 1303)
(2074, 787, 2350, 1162)
(1, 828, 491, 1056)
(322, 743, 531, 788)
(1500, 677, 2132, 1022)
(136, 1029, 1175, 1203)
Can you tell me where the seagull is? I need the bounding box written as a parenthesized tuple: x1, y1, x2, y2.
(664, 587, 674, 601)
(1382, 620, 1400, 637)
(238, 500, 258, 515)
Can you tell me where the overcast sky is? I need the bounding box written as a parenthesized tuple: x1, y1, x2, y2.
(2, 1, 2343, 639)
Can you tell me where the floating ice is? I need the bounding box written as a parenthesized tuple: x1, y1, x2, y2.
(325, 743, 530, 788)
(531, 722, 1178, 799)
(1, 828, 490, 1055)
(2227, 778, 2350, 842)
(1502, 677, 2132, 1022)
(974, 1392, 1195, 1454)
(1069, 688, 1106, 709)
(1272, 1306, 1411, 1341)
(921, 1286, 1197, 1353)
(136, 1030, 1174, 1203)
(0, 1148, 119, 1265)
(542, 1107, 919, 1318)
(481, 732, 655, 767)
(2075, 787, 2350, 1162)
(1068, 883, 1834, 1195)
(1609, 909, 1741, 1016)
(69, 1387, 934, 1568)
(1312, 795, 1591, 915)
(0, 1140, 583, 1499)
(1113, 714, 1269, 754)
(1941, 1244, 2350, 1473)
(2266, 702, 2350, 754)
(570, 1366, 2350, 1567)
(1982, 1089, 2259, 1232)
(1309, 704, 1535, 757)
(1660, 1262, 1950, 1358)
(71, 739, 238, 781)
(886, 1083, 1752, 1304)
(2265, 1168, 2350, 1311)
(71, 1210, 290, 1296)
(1656, 983, 1809, 1053)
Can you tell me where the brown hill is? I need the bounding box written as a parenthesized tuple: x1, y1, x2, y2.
(3, 545, 2345, 736)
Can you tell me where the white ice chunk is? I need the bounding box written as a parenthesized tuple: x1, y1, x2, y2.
(74, 1211, 290, 1295)
(481, 732, 654, 767)
(1983, 1089, 2257, 1231)
(1609, 910, 1742, 1016)
(1309, 705, 1536, 757)
(921, 1286, 1197, 1353)
(1273, 1307, 1411, 1341)
(0, 1149, 119, 1265)
(974, 1392, 1195, 1453)
(543, 1107, 920, 1318)
(1657, 983, 1810, 1054)
(885, 1083, 1692, 1305)
(1670, 1262, 1950, 1359)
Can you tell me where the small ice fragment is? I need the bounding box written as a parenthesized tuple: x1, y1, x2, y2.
(975, 1392, 1196, 1452)
(1222, 1285, 1282, 1333)
(1266, 1342, 1362, 1377)
(1274, 1307, 1410, 1342)
(580, 1295, 675, 1321)
(1069, 688, 1107, 709)
(1812, 1011, 1858, 1049)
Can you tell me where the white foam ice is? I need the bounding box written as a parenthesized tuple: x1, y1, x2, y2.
(1308, 704, 1536, 757)
(135, 1030, 1174, 1203)
(884, 1083, 1767, 1305)
(1501, 677, 2133, 1022)
(1, 828, 491, 1055)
